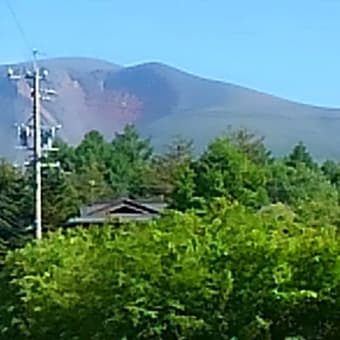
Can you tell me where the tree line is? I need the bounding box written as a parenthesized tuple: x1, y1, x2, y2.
(1, 125, 340, 339)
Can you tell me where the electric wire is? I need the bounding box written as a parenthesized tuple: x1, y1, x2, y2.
(3, 0, 34, 61)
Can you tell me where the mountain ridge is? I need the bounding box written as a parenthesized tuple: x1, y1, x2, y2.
(122, 61, 340, 111)
(1, 57, 340, 161)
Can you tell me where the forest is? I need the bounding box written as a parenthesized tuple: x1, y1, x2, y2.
(1, 124, 340, 339)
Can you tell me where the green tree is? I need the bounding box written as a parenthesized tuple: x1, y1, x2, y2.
(321, 160, 340, 189)
(194, 136, 269, 208)
(266, 160, 338, 207)
(2, 199, 340, 339)
(42, 169, 80, 230)
(74, 130, 110, 171)
(50, 138, 77, 173)
(169, 161, 200, 211)
(147, 137, 194, 197)
(228, 127, 272, 164)
(71, 162, 113, 205)
(106, 124, 153, 196)
(0, 160, 32, 260)
(287, 141, 317, 170)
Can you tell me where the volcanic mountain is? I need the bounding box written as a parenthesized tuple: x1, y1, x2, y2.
(1, 57, 340, 160)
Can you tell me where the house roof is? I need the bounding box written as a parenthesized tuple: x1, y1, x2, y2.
(65, 197, 167, 227)
(81, 197, 167, 217)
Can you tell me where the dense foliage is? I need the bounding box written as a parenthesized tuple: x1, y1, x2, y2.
(1, 124, 340, 339)
(1, 201, 340, 339)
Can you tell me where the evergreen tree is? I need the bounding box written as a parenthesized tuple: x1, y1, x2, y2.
(266, 159, 338, 207)
(74, 130, 110, 171)
(147, 137, 194, 197)
(194, 136, 269, 208)
(229, 127, 272, 164)
(169, 162, 199, 211)
(51, 138, 77, 173)
(321, 160, 340, 189)
(71, 162, 113, 205)
(287, 141, 317, 169)
(0, 160, 32, 259)
(42, 169, 80, 230)
(106, 124, 153, 196)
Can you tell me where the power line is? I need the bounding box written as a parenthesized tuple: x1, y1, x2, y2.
(3, 0, 33, 58)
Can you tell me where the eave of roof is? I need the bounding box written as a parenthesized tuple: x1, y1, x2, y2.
(84, 197, 165, 217)
(65, 214, 160, 226)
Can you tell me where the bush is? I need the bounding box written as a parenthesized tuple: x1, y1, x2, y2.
(1, 199, 340, 339)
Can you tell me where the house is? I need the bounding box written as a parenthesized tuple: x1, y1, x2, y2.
(65, 197, 167, 228)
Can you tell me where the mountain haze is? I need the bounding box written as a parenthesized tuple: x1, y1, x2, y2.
(1, 57, 340, 160)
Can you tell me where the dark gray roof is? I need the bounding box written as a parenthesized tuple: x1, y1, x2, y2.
(80, 197, 166, 217)
(66, 196, 167, 227)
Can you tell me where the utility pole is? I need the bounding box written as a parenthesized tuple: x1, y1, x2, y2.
(8, 50, 60, 240)
(33, 54, 42, 239)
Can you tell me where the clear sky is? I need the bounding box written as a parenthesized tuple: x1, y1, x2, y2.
(1, 0, 340, 107)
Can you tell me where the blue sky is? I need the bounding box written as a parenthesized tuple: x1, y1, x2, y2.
(1, 0, 340, 107)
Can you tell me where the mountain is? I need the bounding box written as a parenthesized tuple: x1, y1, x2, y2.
(1, 57, 340, 160)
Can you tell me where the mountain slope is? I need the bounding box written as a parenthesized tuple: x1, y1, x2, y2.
(1, 57, 340, 160)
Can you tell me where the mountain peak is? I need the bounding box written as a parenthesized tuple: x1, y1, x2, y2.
(1, 57, 340, 160)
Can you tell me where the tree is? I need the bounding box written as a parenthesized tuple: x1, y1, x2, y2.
(50, 138, 77, 173)
(169, 161, 200, 211)
(266, 160, 338, 207)
(41, 168, 80, 230)
(2, 199, 340, 339)
(4, 124, 340, 339)
(70, 162, 113, 205)
(74, 130, 110, 171)
(147, 137, 194, 197)
(194, 136, 269, 209)
(0, 160, 32, 260)
(106, 124, 153, 196)
(287, 141, 317, 170)
(228, 127, 272, 164)
(321, 160, 340, 189)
